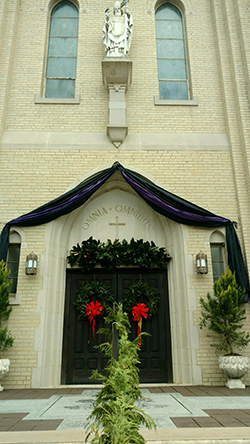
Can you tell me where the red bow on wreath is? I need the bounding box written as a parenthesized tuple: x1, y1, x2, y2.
(86, 300, 103, 338)
(132, 303, 149, 346)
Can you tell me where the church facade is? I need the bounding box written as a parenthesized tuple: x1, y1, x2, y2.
(0, 0, 250, 389)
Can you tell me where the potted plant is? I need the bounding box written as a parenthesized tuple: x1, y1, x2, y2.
(0, 260, 14, 391)
(199, 268, 250, 389)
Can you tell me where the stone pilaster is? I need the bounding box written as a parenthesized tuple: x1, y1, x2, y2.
(102, 58, 132, 147)
(0, 0, 19, 141)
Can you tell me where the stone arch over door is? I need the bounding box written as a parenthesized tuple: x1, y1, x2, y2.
(32, 167, 202, 387)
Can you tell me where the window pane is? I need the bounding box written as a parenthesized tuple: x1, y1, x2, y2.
(9, 262, 19, 278)
(45, 79, 75, 98)
(8, 245, 21, 263)
(156, 20, 183, 39)
(155, 3, 189, 100)
(211, 246, 223, 262)
(52, 1, 78, 18)
(156, 39, 185, 59)
(158, 59, 187, 80)
(211, 244, 225, 282)
(48, 37, 78, 57)
(156, 3, 182, 20)
(159, 81, 188, 100)
(50, 18, 78, 37)
(45, 2, 79, 98)
(9, 278, 17, 294)
(46, 57, 77, 78)
(7, 244, 20, 294)
(212, 262, 224, 280)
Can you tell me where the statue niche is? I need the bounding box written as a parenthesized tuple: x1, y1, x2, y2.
(102, 0, 133, 58)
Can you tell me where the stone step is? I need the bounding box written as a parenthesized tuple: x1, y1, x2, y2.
(0, 429, 250, 444)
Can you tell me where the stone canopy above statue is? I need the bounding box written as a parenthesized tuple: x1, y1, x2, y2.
(102, 0, 133, 58)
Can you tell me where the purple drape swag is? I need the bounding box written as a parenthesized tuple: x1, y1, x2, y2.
(0, 162, 248, 300)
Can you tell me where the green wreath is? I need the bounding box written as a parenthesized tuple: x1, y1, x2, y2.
(74, 280, 115, 320)
(121, 281, 160, 318)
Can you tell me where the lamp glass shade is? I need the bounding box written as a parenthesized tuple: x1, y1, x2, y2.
(25, 253, 38, 275)
(196, 252, 208, 274)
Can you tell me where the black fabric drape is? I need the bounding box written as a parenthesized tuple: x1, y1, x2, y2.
(0, 162, 248, 295)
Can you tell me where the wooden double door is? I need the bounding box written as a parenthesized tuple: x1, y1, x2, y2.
(61, 268, 172, 384)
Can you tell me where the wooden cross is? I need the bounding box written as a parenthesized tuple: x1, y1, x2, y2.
(109, 216, 126, 238)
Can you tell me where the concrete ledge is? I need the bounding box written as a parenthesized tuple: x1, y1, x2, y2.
(1, 131, 230, 151)
(0, 429, 250, 444)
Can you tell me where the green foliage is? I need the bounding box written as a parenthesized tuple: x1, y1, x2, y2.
(74, 280, 115, 320)
(199, 268, 250, 355)
(67, 237, 170, 272)
(0, 261, 14, 355)
(85, 304, 156, 444)
(122, 282, 160, 318)
(68, 238, 101, 272)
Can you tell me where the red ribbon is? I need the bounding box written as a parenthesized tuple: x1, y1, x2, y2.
(132, 303, 148, 346)
(86, 300, 103, 338)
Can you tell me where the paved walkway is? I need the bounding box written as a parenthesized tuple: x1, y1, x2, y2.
(1, 386, 250, 443)
(1, 386, 250, 431)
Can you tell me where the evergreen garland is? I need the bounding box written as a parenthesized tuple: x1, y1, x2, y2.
(67, 237, 170, 272)
(74, 280, 115, 320)
(0, 260, 14, 355)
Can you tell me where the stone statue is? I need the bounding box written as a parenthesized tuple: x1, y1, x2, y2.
(103, 0, 133, 58)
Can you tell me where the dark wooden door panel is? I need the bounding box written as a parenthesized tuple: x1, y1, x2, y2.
(118, 271, 170, 382)
(62, 272, 115, 384)
(61, 269, 172, 384)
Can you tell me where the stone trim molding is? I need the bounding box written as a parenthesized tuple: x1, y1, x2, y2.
(31, 166, 202, 387)
(146, 0, 193, 13)
(8, 227, 26, 306)
(41, 0, 88, 13)
(154, 96, 198, 106)
(34, 94, 80, 104)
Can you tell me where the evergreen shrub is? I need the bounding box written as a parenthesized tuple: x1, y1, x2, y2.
(199, 268, 250, 355)
(0, 261, 14, 356)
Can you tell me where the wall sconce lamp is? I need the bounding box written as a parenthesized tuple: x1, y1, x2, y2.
(196, 251, 208, 274)
(25, 252, 38, 275)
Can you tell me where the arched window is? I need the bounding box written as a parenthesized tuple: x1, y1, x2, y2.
(7, 231, 21, 295)
(45, 1, 79, 98)
(155, 2, 188, 100)
(210, 232, 226, 282)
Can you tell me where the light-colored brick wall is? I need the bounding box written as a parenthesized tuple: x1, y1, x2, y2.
(0, 0, 19, 140)
(188, 225, 250, 386)
(1, 0, 250, 387)
(2, 226, 45, 389)
(3, 0, 227, 133)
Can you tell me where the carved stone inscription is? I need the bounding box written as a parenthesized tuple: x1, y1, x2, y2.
(82, 205, 153, 232)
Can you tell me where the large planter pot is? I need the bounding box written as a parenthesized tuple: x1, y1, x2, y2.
(0, 358, 10, 391)
(218, 355, 249, 389)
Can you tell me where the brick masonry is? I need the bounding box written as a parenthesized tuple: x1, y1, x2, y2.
(0, 0, 250, 388)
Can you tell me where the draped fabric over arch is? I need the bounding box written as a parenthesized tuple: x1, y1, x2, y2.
(0, 162, 248, 298)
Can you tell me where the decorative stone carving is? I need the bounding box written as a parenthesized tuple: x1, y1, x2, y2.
(103, 0, 133, 58)
(218, 355, 250, 389)
(0, 358, 10, 391)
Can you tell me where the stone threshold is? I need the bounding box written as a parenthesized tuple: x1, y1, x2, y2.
(0, 428, 250, 444)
